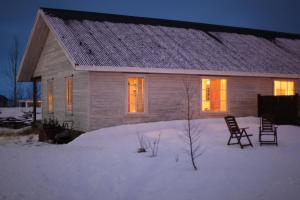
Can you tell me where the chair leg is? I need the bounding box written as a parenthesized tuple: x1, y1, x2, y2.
(227, 136, 232, 145)
(236, 136, 243, 149)
(241, 130, 253, 147)
(227, 135, 240, 146)
(259, 132, 262, 145)
(260, 131, 278, 146)
(245, 134, 253, 147)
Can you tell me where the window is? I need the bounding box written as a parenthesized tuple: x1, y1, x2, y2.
(47, 80, 54, 113)
(202, 79, 227, 112)
(274, 80, 294, 96)
(128, 77, 144, 113)
(65, 76, 73, 113)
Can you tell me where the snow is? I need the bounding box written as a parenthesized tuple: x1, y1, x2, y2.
(43, 9, 300, 75)
(1, 117, 300, 200)
(0, 107, 42, 120)
(0, 107, 42, 135)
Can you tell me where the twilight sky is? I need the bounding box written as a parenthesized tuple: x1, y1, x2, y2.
(0, 0, 300, 98)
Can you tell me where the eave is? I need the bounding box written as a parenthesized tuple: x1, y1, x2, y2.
(75, 65, 300, 79)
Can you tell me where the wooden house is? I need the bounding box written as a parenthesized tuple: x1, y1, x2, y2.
(17, 8, 300, 131)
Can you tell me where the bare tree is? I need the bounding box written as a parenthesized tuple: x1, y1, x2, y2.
(137, 131, 149, 153)
(148, 132, 161, 157)
(181, 79, 202, 170)
(137, 131, 161, 157)
(6, 36, 20, 106)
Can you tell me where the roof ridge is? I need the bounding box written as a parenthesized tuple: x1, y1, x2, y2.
(40, 7, 300, 39)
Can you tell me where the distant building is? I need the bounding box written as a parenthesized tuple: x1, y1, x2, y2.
(18, 99, 42, 112)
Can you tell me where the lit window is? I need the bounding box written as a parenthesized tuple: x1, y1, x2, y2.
(274, 80, 294, 96)
(65, 76, 73, 113)
(47, 80, 54, 113)
(202, 79, 227, 112)
(128, 77, 144, 113)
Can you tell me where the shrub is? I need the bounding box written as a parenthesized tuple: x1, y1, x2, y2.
(40, 118, 63, 143)
(148, 132, 161, 157)
(39, 118, 83, 144)
(55, 129, 83, 144)
(137, 132, 149, 153)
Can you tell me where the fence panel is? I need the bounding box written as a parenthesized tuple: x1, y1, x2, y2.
(258, 94, 299, 125)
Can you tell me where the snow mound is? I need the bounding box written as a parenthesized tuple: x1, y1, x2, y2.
(70, 117, 259, 147)
(1, 117, 300, 200)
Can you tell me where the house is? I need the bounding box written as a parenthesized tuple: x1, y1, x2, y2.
(17, 8, 300, 131)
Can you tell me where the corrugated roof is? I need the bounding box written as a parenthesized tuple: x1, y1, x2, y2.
(42, 8, 300, 75)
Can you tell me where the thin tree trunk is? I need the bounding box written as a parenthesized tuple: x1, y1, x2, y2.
(6, 37, 20, 107)
(185, 82, 198, 170)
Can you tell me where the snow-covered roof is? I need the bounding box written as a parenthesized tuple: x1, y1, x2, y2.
(18, 8, 300, 81)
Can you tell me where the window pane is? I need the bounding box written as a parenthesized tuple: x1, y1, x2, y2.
(128, 77, 144, 113)
(274, 80, 294, 96)
(47, 80, 53, 113)
(288, 81, 294, 95)
(202, 78, 227, 112)
(66, 77, 73, 113)
(202, 79, 210, 111)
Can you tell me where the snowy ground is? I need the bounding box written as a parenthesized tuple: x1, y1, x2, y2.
(0, 107, 42, 120)
(0, 117, 300, 200)
(0, 107, 41, 135)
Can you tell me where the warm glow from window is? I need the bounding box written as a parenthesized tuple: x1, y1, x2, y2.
(128, 77, 144, 113)
(66, 77, 73, 113)
(274, 80, 294, 96)
(202, 79, 227, 112)
(47, 80, 54, 113)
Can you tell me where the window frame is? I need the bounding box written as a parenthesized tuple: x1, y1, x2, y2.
(65, 75, 73, 115)
(200, 77, 228, 113)
(273, 80, 295, 96)
(125, 74, 148, 115)
(47, 78, 54, 114)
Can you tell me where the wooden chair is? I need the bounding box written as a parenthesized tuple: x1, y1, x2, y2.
(259, 115, 278, 145)
(224, 116, 253, 149)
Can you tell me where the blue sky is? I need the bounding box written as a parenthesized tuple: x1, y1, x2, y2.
(1, 0, 300, 98)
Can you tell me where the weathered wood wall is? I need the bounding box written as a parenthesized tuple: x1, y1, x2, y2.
(89, 72, 300, 130)
(34, 31, 89, 131)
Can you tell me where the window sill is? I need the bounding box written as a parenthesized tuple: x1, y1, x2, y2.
(65, 112, 74, 116)
(201, 111, 228, 114)
(126, 112, 148, 116)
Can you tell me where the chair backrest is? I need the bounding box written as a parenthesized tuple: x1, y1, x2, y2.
(224, 116, 240, 134)
(261, 115, 275, 132)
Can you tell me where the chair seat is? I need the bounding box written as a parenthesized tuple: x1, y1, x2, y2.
(259, 115, 278, 146)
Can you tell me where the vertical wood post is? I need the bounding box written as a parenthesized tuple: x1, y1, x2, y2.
(33, 78, 37, 124)
(295, 93, 299, 122)
(257, 94, 261, 117)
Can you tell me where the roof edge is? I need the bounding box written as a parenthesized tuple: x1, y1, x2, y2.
(40, 7, 300, 39)
(74, 65, 300, 78)
(17, 10, 43, 82)
(17, 9, 76, 82)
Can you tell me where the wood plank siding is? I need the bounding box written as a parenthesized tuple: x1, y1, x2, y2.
(89, 73, 300, 130)
(34, 31, 89, 131)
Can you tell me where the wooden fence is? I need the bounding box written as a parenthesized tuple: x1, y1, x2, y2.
(257, 94, 299, 125)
